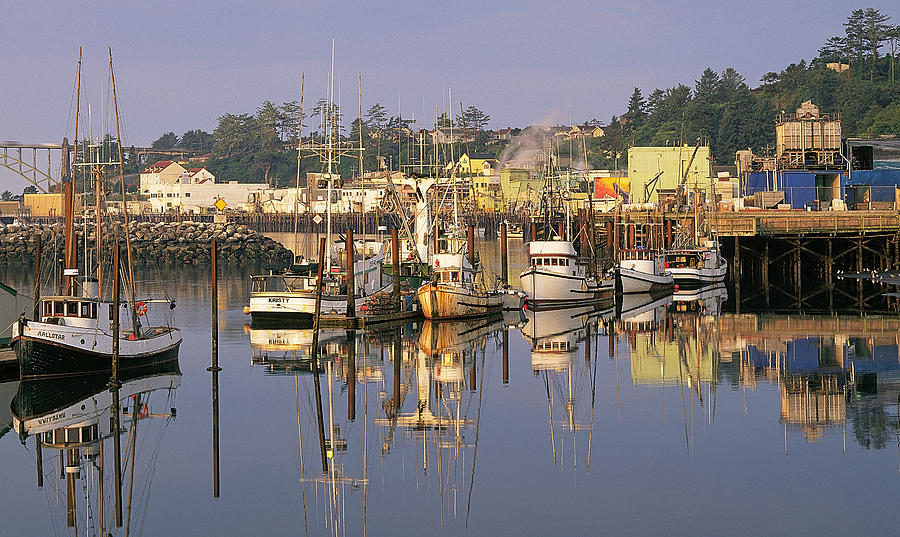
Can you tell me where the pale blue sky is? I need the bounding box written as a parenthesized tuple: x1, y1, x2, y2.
(1, 0, 897, 190)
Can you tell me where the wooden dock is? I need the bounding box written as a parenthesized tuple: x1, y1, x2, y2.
(0, 347, 18, 381)
(318, 309, 423, 329)
(708, 210, 900, 237)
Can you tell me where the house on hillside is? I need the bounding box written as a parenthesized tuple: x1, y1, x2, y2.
(139, 160, 187, 192)
(182, 167, 216, 184)
(430, 127, 474, 145)
(502, 148, 549, 172)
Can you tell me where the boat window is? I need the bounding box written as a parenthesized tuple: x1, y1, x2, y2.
(80, 302, 90, 317)
(452, 271, 460, 282)
(109, 304, 114, 320)
(550, 258, 556, 266)
(43, 302, 52, 317)
(54, 301, 64, 316)
(565, 259, 570, 266)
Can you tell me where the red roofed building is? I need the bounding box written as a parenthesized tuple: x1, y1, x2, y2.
(140, 160, 186, 193)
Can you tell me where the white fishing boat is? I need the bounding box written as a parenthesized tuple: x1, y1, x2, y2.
(665, 243, 727, 288)
(521, 239, 613, 308)
(248, 239, 393, 323)
(615, 248, 674, 294)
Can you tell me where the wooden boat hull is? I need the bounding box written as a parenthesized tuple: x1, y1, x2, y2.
(416, 283, 503, 320)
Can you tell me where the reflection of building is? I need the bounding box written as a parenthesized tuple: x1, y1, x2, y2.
(779, 373, 846, 442)
(716, 313, 900, 446)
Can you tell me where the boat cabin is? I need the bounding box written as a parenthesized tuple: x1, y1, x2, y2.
(526, 240, 582, 276)
(432, 252, 475, 288)
(40, 296, 101, 323)
(665, 249, 719, 269)
(619, 249, 655, 262)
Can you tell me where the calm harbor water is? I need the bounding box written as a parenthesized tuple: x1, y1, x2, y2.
(1, 239, 900, 536)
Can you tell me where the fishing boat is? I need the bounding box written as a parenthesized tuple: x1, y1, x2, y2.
(506, 223, 524, 240)
(521, 239, 613, 308)
(248, 238, 393, 323)
(669, 283, 728, 316)
(665, 242, 727, 288)
(519, 145, 613, 308)
(11, 51, 181, 379)
(615, 248, 674, 294)
(417, 234, 503, 319)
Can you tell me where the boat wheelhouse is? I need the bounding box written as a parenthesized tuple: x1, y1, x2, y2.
(664, 246, 727, 288)
(616, 248, 674, 294)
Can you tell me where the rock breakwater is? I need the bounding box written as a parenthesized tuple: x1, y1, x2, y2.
(0, 221, 293, 266)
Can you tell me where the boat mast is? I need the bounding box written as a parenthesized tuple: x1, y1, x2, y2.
(65, 48, 82, 297)
(358, 73, 365, 242)
(293, 73, 305, 263)
(326, 38, 335, 273)
(109, 47, 140, 336)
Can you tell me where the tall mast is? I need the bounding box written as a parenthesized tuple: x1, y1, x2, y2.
(293, 73, 305, 262)
(109, 47, 140, 337)
(358, 73, 365, 241)
(449, 90, 459, 231)
(65, 48, 82, 297)
(326, 37, 335, 273)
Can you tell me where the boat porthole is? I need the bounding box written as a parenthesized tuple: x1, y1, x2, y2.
(81, 339, 85, 344)
(81, 405, 85, 410)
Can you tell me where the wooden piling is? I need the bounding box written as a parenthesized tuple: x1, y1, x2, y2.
(347, 330, 356, 421)
(32, 234, 40, 320)
(346, 229, 355, 318)
(35, 436, 43, 488)
(393, 328, 401, 413)
(502, 329, 509, 385)
(500, 222, 508, 284)
(209, 240, 222, 498)
(391, 227, 401, 312)
(467, 224, 475, 265)
(66, 449, 76, 527)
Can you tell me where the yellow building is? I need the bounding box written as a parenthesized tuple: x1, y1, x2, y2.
(627, 145, 713, 204)
(471, 175, 503, 212)
(457, 153, 498, 176)
(0, 201, 22, 217)
(24, 193, 82, 217)
(500, 168, 543, 209)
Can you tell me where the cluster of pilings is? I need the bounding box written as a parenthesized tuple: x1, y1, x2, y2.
(723, 233, 900, 312)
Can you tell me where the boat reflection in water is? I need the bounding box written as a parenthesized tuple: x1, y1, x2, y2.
(11, 358, 181, 534)
(523, 305, 610, 469)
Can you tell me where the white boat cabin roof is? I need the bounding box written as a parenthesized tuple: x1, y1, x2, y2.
(527, 240, 576, 258)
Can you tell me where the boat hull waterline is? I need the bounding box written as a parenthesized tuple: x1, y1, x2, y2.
(521, 267, 614, 308)
(12, 321, 182, 380)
